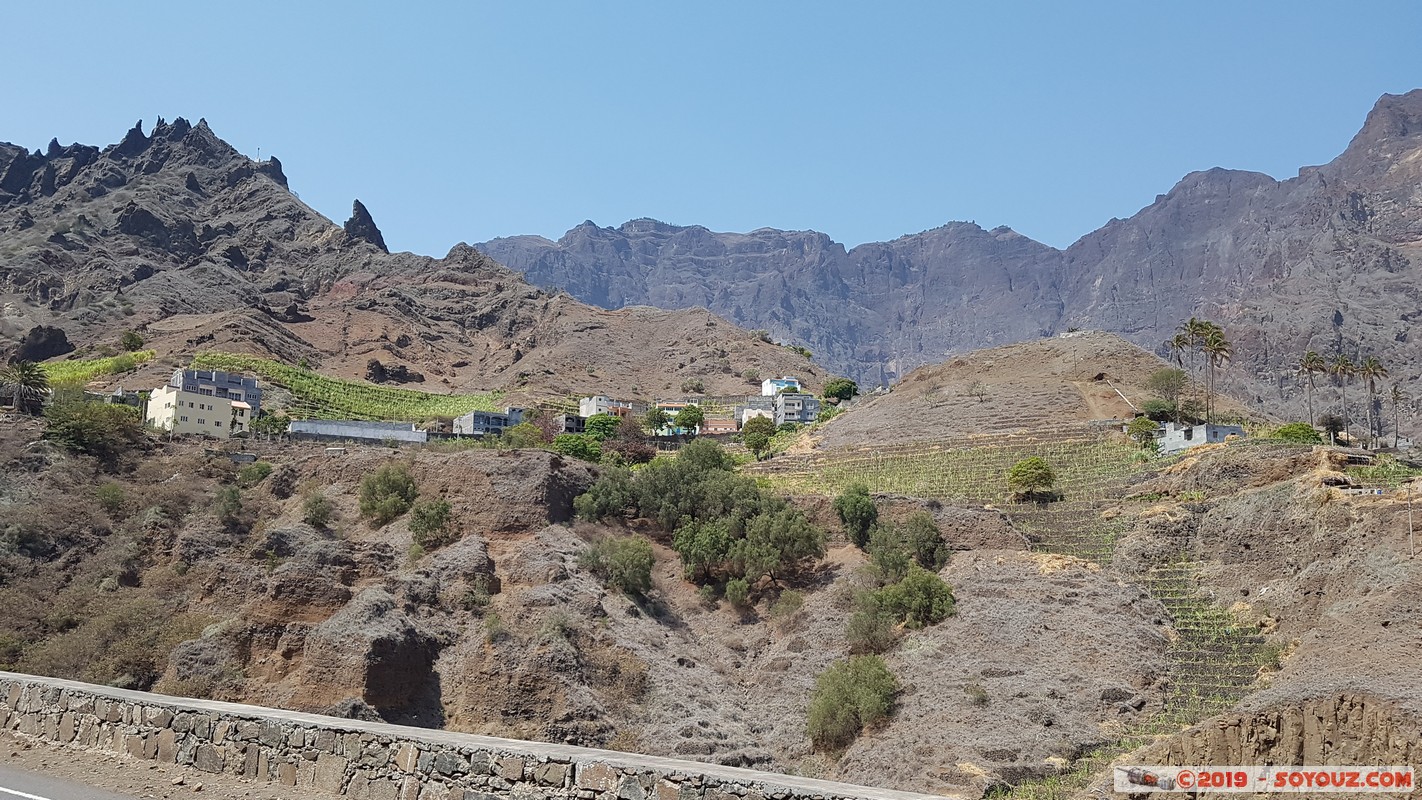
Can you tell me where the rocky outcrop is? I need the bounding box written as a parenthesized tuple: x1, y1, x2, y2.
(297, 589, 438, 714)
(10, 324, 72, 362)
(1140, 693, 1419, 767)
(343, 199, 387, 252)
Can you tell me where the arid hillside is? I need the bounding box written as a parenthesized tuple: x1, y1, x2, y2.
(0, 119, 826, 401)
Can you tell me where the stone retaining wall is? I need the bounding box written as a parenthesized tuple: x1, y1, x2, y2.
(0, 672, 952, 800)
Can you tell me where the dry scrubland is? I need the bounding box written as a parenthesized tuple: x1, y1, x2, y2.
(2, 393, 1419, 798)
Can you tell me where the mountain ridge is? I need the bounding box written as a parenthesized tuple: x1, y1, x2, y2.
(479, 89, 1422, 429)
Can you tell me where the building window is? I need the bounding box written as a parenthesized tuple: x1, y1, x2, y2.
(215, 421, 223, 428)
(180, 416, 188, 422)
(197, 419, 205, 425)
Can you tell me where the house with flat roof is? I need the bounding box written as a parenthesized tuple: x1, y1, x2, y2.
(699, 417, 738, 436)
(170, 368, 263, 414)
(1153, 421, 1246, 454)
(146, 385, 243, 439)
(773, 392, 820, 426)
(761, 376, 802, 397)
(453, 408, 525, 436)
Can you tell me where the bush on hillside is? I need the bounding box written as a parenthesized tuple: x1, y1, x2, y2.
(806, 655, 898, 751)
(1006, 456, 1056, 501)
(874, 565, 955, 628)
(580, 536, 654, 596)
(552, 433, 602, 463)
(302, 492, 333, 528)
(237, 461, 273, 487)
(833, 483, 878, 548)
(43, 399, 145, 465)
(1274, 422, 1322, 444)
(574, 466, 636, 522)
(846, 593, 900, 655)
(409, 498, 454, 549)
(359, 463, 418, 525)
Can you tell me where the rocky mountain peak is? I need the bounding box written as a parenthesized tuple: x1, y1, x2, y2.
(343, 199, 388, 252)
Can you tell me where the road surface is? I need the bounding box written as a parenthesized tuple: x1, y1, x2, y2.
(0, 764, 138, 800)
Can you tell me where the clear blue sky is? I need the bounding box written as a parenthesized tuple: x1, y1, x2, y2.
(6, 2, 1422, 256)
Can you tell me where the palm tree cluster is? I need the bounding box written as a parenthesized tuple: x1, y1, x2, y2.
(1297, 349, 1395, 448)
(1167, 318, 1232, 423)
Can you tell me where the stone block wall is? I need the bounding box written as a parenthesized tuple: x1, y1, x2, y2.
(0, 672, 952, 800)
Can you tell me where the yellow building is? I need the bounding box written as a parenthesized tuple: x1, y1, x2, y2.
(146, 385, 241, 439)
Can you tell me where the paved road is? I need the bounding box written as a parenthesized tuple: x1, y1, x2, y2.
(0, 764, 138, 800)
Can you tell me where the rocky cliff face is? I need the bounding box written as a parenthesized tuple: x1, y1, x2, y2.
(0, 119, 825, 399)
(480, 90, 1422, 426)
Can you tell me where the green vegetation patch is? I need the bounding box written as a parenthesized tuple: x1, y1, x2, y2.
(190, 351, 502, 421)
(42, 350, 156, 387)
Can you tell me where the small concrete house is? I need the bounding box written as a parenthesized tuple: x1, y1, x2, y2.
(170, 368, 262, 414)
(453, 408, 525, 436)
(699, 417, 738, 436)
(740, 407, 773, 426)
(579, 396, 638, 419)
(146, 386, 240, 439)
(761, 376, 802, 397)
(773, 392, 820, 426)
(1156, 421, 1246, 454)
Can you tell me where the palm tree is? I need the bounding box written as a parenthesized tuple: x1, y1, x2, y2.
(1167, 333, 1190, 368)
(1356, 356, 1388, 448)
(1330, 354, 1356, 445)
(0, 360, 50, 414)
(1390, 384, 1407, 448)
(1201, 327, 1232, 422)
(1299, 350, 1327, 427)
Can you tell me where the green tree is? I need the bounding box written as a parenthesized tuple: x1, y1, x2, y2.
(1273, 422, 1322, 444)
(674, 404, 705, 433)
(409, 498, 454, 548)
(552, 433, 603, 462)
(845, 593, 899, 655)
(359, 463, 418, 525)
(1318, 413, 1346, 442)
(249, 413, 290, 438)
(741, 415, 776, 459)
(823, 378, 858, 402)
(1357, 356, 1388, 448)
(0, 361, 50, 414)
(899, 512, 948, 570)
(1391, 384, 1407, 448)
(500, 422, 543, 449)
(642, 407, 670, 435)
(215, 486, 243, 530)
(806, 655, 898, 751)
(1127, 415, 1161, 448)
(874, 565, 956, 628)
(867, 526, 912, 584)
(574, 466, 636, 521)
(833, 484, 878, 548)
(1330, 354, 1356, 444)
(1201, 326, 1232, 422)
(579, 536, 655, 596)
(724, 577, 751, 609)
(584, 413, 621, 441)
(43, 399, 145, 464)
(1299, 350, 1327, 427)
(119, 330, 145, 351)
(1144, 368, 1189, 424)
(1006, 456, 1056, 501)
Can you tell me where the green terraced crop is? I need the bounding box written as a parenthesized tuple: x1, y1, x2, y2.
(190, 352, 503, 421)
(42, 350, 156, 386)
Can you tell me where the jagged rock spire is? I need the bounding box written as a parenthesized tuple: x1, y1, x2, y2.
(343, 199, 387, 252)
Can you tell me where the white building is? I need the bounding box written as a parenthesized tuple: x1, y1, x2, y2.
(740, 407, 773, 426)
(579, 395, 636, 419)
(761, 376, 801, 397)
(146, 385, 244, 439)
(1156, 421, 1246, 454)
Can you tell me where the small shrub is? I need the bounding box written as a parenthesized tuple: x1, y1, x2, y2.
(409, 498, 454, 549)
(96, 482, 126, 518)
(770, 589, 803, 619)
(460, 575, 493, 613)
(742, 368, 762, 384)
(697, 584, 719, 607)
(1273, 422, 1322, 444)
(846, 594, 899, 655)
(724, 577, 750, 610)
(874, 565, 956, 628)
(833, 484, 878, 548)
(867, 526, 911, 584)
(964, 682, 989, 706)
(237, 461, 273, 487)
(574, 467, 636, 521)
(483, 612, 510, 644)
(214, 487, 242, 530)
(552, 433, 602, 463)
(580, 536, 655, 596)
(679, 377, 705, 394)
(302, 493, 333, 528)
(359, 463, 418, 526)
(806, 655, 898, 751)
(119, 330, 145, 351)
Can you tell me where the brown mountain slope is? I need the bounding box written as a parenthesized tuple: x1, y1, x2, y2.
(0, 119, 825, 399)
(480, 90, 1422, 430)
(809, 331, 1255, 450)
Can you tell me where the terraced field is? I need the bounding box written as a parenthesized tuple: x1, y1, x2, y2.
(190, 352, 504, 421)
(41, 350, 156, 387)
